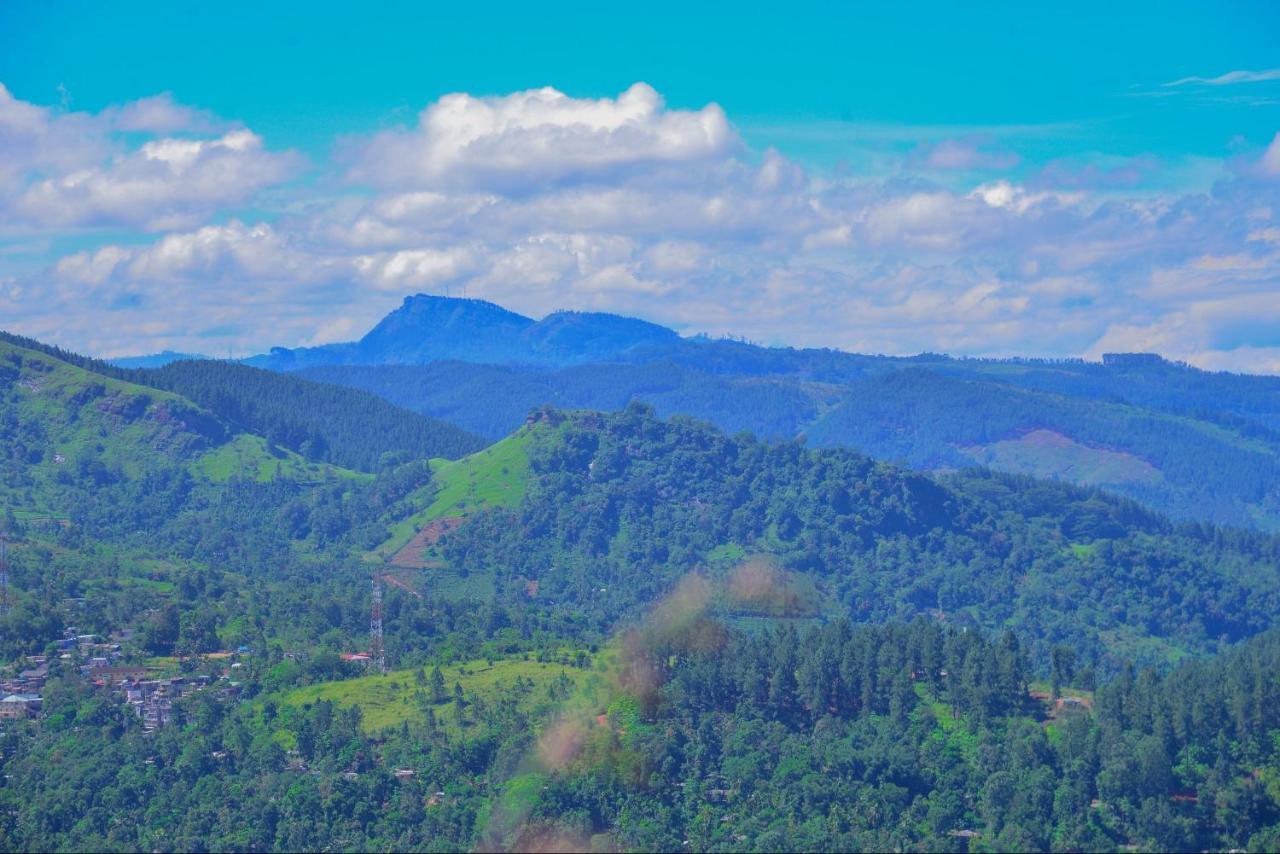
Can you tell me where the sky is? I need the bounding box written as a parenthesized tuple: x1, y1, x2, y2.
(1, 0, 1279, 371)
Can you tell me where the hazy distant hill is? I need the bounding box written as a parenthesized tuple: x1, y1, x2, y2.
(109, 350, 210, 369)
(245, 294, 679, 369)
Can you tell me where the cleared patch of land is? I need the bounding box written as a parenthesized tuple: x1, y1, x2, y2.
(191, 433, 366, 484)
(959, 428, 1162, 486)
(389, 516, 465, 568)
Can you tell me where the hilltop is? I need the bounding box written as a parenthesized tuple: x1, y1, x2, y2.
(244, 294, 679, 370)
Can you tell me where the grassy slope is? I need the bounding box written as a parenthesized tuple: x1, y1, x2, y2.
(1, 338, 361, 523)
(2, 338, 190, 481)
(191, 433, 368, 484)
(277, 653, 604, 734)
(373, 427, 533, 559)
(958, 429, 1162, 487)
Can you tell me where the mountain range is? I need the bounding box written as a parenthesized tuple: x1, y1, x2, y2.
(136, 293, 1280, 532)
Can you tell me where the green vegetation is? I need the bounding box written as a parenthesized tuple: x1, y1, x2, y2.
(419, 427, 532, 519)
(277, 654, 600, 733)
(372, 428, 531, 558)
(3, 333, 1280, 851)
(191, 433, 366, 483)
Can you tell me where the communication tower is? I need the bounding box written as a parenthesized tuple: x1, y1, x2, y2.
(370, 575, 386, 674)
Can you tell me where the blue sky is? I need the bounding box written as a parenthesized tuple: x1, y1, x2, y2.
(1, 1, 1279, 369)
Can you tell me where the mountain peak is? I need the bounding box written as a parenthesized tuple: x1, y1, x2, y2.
(250, 294, 683, 369)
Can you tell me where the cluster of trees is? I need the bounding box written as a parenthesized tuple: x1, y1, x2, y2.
(515, 625, 1280, 851)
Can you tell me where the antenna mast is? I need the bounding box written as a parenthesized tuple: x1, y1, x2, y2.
(0, 530, 8, 617)
(0, 532, 9, 616)
(370, 575, 385, 674)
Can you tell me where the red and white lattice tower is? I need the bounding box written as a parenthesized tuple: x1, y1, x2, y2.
(0, 532, 8, 617)
(369, 575, 385, 674)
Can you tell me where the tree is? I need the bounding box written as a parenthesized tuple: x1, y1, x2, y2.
(430, 666, 448, 704)
(1050, 645, 1076, 699)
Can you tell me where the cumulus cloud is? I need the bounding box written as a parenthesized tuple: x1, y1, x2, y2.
(100, 92, 224, 134)
(0, 84, 299, 231)
(6, 81, 1280, 374)
(348, 83, 736, 192)
(17, 129, 300, 229)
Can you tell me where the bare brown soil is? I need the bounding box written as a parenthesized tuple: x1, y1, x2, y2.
(389, 516, 465, 568)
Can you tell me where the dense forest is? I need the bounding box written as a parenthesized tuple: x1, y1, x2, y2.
(124, 360, 485, 471)
(3, 333, 1280, 851)
(441, 404, 1280, 669)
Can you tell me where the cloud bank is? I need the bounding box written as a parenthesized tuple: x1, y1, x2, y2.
(2, 82, 1280, 374)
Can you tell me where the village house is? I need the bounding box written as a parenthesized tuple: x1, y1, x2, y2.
(0, 693, 42, 720)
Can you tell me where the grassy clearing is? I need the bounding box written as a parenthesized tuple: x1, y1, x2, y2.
(960, 429, 1162, 487)
(914, 683, 980, 761)
(421, 428, 531, 519)
(276, 653, 603, 734)
(706, 542, 746, 564)
(191, 434, 366, 484)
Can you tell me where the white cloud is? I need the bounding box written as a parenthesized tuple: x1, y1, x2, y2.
(349, 83, 736, 192)
(907, 137, 1019, 171)
(6, 82, 1280, 374)
(15, 129, 300, 230)
(353, 246, 480, 292)
(0, 84, 299, 231)
(102, 92, 223, 134)
(1164, 68, 1280, 87)
(1261, 132, 1280, 178)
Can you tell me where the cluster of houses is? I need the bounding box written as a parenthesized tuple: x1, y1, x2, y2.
(1, 626, 252, 731)
(0, 657, 47, 721)
(116, 674, 215, 730)
(97, 650, 250, 732)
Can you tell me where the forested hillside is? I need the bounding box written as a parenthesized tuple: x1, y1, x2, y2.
(2, 330, 484, 473)
(4, 335, 1280, 851)
(125, 360, 485, 471)
(276, 296, 1280, 530)
(438, 404, 1280, 669)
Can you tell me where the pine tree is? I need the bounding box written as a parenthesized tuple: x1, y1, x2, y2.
(430, 666, 447, 704)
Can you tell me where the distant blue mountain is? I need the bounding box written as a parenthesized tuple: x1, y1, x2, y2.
(244, 294, 680, 369)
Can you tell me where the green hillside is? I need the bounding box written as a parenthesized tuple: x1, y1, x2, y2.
(374, 426, 532, 560)
(0, 337, 363, 519)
